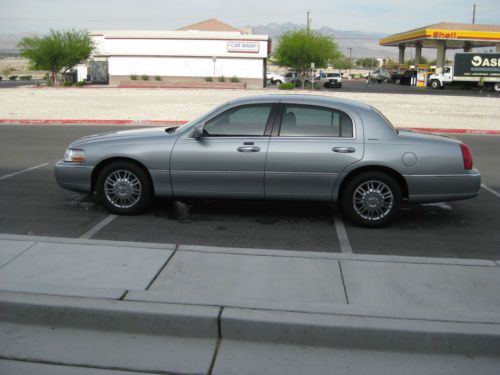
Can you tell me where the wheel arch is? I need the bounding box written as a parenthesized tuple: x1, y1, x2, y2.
(91, 157, 155, 194)
(337, 165, 409, 201)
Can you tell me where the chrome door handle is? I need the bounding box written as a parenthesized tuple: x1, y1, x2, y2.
(237, 146, 260, 152)
(333, 147, 356, 153)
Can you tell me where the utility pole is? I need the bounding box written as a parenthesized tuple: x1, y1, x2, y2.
(306, 10, 311, 33)
(472, 3, 476, 24)
(348, 48, 352, 78)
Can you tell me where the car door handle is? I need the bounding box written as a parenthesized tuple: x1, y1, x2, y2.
(332, 147, 356, 153)
(237, 146, 260, 152)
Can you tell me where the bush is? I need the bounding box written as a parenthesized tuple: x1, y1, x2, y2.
(141, 74, 149, 81)
(19, 75, 32, 81)
(63, 81, 73, 87)
(230, 76, 240, 83)
(9, 76, 18, 81)
(155, 75, 162, 81)
(205, 76, 213, 82)
(0, 77, 3, 81)
(218, 75, 225, 82)
(278, 82, 295, 90)
(74, 80, 87, 87)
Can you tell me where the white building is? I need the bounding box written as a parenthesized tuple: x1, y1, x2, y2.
(89, 19, 270, 88)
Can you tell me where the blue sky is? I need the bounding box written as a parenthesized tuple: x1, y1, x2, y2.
(1, 0, 499, 34)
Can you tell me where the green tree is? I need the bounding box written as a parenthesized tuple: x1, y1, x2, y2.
(331, 56, 351, 71)
(356, 57, 379, 68)
(274, 29, 341, 87)
(18, 30, 94, 85)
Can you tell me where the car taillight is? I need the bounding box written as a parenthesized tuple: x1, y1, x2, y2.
(460, 143, 473, 170)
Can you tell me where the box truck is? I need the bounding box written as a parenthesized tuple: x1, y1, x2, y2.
(428, 53, 500, 92)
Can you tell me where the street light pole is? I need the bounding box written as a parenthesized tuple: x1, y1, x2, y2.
(348, 48, 352, 78)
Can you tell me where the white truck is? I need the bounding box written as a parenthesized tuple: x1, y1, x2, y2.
(428, 53, 500, 92)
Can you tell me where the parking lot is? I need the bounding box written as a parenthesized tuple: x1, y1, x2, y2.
(1, 125, 499, 260)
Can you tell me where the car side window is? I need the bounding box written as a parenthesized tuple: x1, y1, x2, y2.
(279, 105, 353, 138)
(204, 105, 272, 136)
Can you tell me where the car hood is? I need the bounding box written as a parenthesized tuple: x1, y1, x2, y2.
(397, 130, 461, 144)
(70, 127, 172, 147)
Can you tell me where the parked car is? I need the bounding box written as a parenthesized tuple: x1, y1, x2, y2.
(391, 70, 416, 85)
(55, 95, 480, 227)
(324, 72, 342, 88)
(284, 72, 300, 84)
(266, 72, 285, 86)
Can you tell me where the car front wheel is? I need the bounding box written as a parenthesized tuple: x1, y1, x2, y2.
(341, 172, 402, 227)
(96, 161, 152, 215)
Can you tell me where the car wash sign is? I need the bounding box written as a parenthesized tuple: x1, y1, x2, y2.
(227, 41, 260, 53)
(455, 53, 500, 77)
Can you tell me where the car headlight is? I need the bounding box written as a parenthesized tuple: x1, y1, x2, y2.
(64, 148, 86, 162)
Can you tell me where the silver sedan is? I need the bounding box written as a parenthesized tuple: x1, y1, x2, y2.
(55, 95, 480, 227)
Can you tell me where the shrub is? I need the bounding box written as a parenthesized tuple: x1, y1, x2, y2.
(218, 75, 225, 82)
(155, 75, 162, 81)
(0, 77, 2, 81)
(74, 80, 87, 87)
(141, 74, 149, 81)
(278, 82, 295, 90)
(19, 75, 32, 80)
(9, 75, 18, 81)
(205, 76, 213, 82)
(130, 74, 137, 80)
(230, 76, 240, 83)
(63, 81, 73, 87)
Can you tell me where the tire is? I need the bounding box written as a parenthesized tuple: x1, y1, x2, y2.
(395, 78, 401, 85)
(340, 171, 402, 228)
(96, 161, 152, 215)
(493, 83, 500, 92)
(430, 80, 440, 89)
(275, 80, 283, 86)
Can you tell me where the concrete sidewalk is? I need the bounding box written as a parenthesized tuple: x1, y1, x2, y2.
(1, 234, 499, 374)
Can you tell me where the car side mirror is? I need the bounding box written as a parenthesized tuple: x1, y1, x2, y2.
(190, 123, 204, 139)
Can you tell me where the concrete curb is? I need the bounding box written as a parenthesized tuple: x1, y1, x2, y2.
(1, 119, 500, 134)
(0, 291, 218, 337)
(1, 291, 499, 357)
(1, 233, 496, 267)
(222, 307, 500, 356)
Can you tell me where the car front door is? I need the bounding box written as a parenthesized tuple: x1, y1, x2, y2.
(170, 103, 276, 198)
(265, 103, 363, 200)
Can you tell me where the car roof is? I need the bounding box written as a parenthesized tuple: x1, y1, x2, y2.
(225, 94, 372, 112)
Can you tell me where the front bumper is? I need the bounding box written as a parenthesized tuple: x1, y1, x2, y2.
(54, 160, 93, 193)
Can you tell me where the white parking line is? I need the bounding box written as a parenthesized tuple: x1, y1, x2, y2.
(481, 183, 500, 199)
(0, 163, 49, 181)
(333, 213, 353, 254)
(80, 214, 118, 239)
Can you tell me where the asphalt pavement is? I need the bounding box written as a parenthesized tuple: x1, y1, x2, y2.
(0, 125, 499, 259)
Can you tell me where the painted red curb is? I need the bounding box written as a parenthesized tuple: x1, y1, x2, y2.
(0, 119, 499, 134)
(0, 119, 188, 126)
(401, 127, 500, 135)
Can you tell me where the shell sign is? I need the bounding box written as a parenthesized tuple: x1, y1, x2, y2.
(432, 31, 458, 39)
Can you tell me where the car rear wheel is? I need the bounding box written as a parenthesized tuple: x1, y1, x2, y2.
(493, 83, 500, 92)
(96, 161, 152, 215)
(395, 78, 401, 85)
(341, 171, 402, 227)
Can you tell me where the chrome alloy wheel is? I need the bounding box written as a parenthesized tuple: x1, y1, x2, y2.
(104, 169, 142, 209)
(352, 180, 394, 221)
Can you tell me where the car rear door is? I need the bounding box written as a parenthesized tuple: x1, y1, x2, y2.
(265, 102, 363, 200)
(170, 103, 277, 198)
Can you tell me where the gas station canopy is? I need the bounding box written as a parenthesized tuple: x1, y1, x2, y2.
(380, 22, 500, 68)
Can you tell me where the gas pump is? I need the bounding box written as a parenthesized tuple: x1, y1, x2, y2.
(416, 64, 430, 87)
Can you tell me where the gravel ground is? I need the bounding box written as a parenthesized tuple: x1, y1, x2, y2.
(1, 86, 499, 130)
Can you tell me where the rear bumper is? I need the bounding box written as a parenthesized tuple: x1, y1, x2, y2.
(54, 160, 93, 194)
(405, 170, 481, 203)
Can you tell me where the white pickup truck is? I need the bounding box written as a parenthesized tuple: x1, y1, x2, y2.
(428, 53, 500, 92)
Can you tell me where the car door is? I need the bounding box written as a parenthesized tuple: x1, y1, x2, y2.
(265, 103, 363, 200)
(170, 103, 276, 198)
